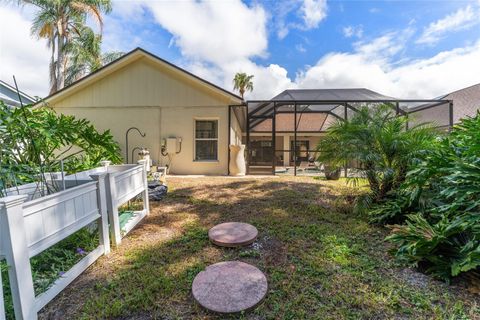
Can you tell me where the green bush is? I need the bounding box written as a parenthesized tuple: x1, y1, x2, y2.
(0, 101, 121, 195)
(388, 213, 480, 281)
(386, 112, 480, 280)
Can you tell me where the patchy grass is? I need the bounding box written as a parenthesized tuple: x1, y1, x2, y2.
(39, 177, 480, 319)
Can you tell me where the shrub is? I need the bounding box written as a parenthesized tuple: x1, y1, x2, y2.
(0, 101, 121, 195)
(387, 112, 480, 280)
(316, 104, 435, 211)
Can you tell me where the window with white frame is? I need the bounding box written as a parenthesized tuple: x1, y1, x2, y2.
(195, 120, 218, 161)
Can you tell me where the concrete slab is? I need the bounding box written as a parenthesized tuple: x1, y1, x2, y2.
(209, 222, 258, 247)
(192, 261, 268, 313)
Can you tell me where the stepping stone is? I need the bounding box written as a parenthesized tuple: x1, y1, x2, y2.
(192, 261, 268, 313)
(208, 222, 258, 247)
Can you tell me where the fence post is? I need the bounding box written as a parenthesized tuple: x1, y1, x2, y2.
(0, 262, 5, 320)
(105, 173, 122, 246)
(0, 196, 36, 320)
(90, 173, 111, 255)
(137, 160, 150, 216)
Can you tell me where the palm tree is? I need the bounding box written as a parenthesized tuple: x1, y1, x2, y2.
(64, 26, 124, 85)
(233, 72, 254, 99)
(21, 0, 112, 93)
(316, 104, 435, 204)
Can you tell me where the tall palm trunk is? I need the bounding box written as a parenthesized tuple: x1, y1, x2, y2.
(49, 38, 57, 94)
(56, 32, 66, 91)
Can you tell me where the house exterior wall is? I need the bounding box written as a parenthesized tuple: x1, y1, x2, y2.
(48, 57, 238, 175)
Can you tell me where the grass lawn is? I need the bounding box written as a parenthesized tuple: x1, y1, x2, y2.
(39, 177, 479, 319)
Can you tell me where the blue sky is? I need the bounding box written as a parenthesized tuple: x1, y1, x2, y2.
(1, 0, 480, 99)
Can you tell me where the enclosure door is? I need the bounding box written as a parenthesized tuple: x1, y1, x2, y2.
(250, 140, 273, 165)
(290, 140, 309, 165)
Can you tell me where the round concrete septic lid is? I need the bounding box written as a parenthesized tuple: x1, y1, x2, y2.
(192, 261, 268, 313)
(208, 222, 258, 247)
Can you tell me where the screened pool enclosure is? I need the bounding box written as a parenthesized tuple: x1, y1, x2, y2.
(228, 88, 453, 176)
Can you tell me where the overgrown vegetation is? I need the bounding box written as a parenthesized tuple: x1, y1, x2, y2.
(383, 113, 480, 280)
(316, 105, 480, 281)
(316, 104, 435, 211)
(0, 101, 121, 195)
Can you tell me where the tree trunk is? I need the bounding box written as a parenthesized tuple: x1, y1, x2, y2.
(365, 162, 380, 198)
(49, 40, 57, 94)
(56, 34, 65, 92)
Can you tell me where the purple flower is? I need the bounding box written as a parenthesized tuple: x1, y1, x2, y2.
(58, 271, 65, 276)
(76, 248, 87, 255)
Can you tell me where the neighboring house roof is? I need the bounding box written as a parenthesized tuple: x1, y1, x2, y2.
(36, 47, 242, 107)
(0, 79, 36, 107)
(408, 82, 480, 124)
(444, 83, 480, 123)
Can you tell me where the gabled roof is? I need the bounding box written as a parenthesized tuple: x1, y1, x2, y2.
(0, 79, 36, 107)
(37, 47, 242, 106)
(271, 88, 398, 102)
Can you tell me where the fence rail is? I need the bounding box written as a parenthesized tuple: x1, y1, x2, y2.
(0, 161, 150, 320)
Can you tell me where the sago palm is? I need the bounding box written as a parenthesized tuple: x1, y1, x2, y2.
(316, 104, 436, 205)
(233, 72, 254, 99)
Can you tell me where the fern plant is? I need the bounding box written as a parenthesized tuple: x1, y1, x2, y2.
(387, 112, 480, 280)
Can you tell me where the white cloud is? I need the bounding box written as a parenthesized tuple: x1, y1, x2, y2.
(342, 25, 363, 38)
(0, 6, 50, 97)
(353, 28, 413, 62)
(296, 38, 480, 99)
(417, 5, 479, 44)
(273, 0, 328, 39)
(111, 0, 145, 21)
(144, 0, 268, 65)
(300, 0, 328, 29)
(389, 43, 480, 97)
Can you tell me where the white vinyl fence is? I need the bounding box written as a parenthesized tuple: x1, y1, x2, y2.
(106, 164, 149, 245)
(0, 161, 149, 320)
